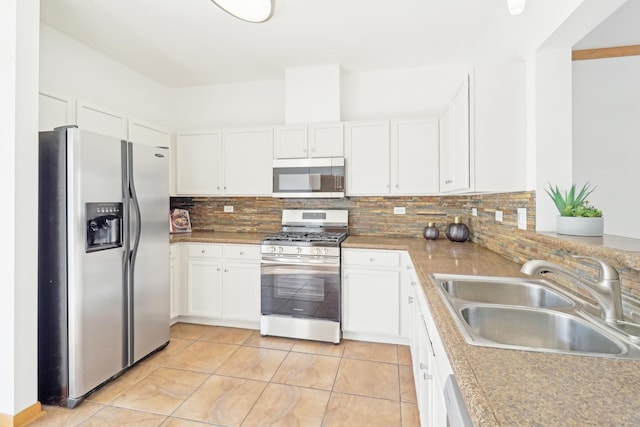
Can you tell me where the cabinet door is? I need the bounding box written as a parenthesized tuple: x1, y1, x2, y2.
(177, 131, 223, 195)
(343, 268, 400, 335)
(223, 127, 273, 195)
(274, 125, 308, 159)
(392, 119, 439, 195)
(309, 123, 343, 158)
(223, 262, 260, 322)
(345, 121, 390, 195)
(39, 91, 74, 131)
(77, 101, 127, 139)
(418, 314, 435, 427)
(187, 259, 223, 318)
(440, 78, 470, 193)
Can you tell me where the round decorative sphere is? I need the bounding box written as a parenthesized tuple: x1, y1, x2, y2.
(445, 217, 469, 243)
(423, 223, 439, 240)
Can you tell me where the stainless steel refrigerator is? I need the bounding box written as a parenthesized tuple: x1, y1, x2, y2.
(38, 126, 170, 407)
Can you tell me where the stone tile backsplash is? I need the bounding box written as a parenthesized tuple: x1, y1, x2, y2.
(171, 191, 640, 321)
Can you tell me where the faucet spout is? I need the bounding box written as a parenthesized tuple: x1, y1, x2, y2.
(521, 257, 624, 324)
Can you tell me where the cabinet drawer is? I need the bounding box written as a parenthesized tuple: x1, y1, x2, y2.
(188, 244, 223, 258)
(169, 245, 177, 258)
(343, 249, 401, 268)
(223, 244, 261, 261)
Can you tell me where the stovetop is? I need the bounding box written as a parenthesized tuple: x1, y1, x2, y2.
(261, 231, 347, 246)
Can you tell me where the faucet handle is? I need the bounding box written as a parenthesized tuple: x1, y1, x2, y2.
(571, 255, 619, 281)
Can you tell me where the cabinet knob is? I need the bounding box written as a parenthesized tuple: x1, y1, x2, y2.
(224, 186, 227, 190)
(445, 179, 453, 184)
(423, 373, 432, 380)
(217, 186, 220, 190)
(406, 265, 413, 270)
(239, 251, 244, 255)
(224, 268, 228, 272)
(411, 281, 417, 287)
(395, 184, 399, 189)
(201, 249, 205, 254)
(217, 267, 221, 271)
(420, 363, 429, 371)
(369, 257, 375, 262)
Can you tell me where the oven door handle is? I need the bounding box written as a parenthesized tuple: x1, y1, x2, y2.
(261, 256, 339, 267)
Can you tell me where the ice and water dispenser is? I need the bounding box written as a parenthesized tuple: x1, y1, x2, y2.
(85, 202, 123, 252)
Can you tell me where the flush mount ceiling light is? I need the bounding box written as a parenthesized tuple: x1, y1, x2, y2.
(210, 0, 275, 23)
(507, 0, 526, 15)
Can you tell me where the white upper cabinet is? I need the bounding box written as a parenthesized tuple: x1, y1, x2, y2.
(439, 77, 470, 193)
(177, 130, 223, 195)
(223, 127, 273, 195)
(308, 122, 344, 157)
(274, 123, 343, 159)
(128, 120, 171, 148)
(345, 121, 390, 195)
(76, 101, 127, 139)
(391, 119, 439, 195)
(39, 90, 74, 131)
(274, 125, 308, 159)
(176, 127, 273, 196)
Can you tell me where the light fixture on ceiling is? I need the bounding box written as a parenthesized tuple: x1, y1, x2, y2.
(507, 0, 526, 15)
(210, 0, 275, 23)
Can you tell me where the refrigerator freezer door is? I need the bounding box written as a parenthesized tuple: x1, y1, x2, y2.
(127, 142, 170, 363)
(69, 129, 125, 400)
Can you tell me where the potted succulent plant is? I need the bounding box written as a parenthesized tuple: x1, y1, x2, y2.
(545, 182, 603, 236)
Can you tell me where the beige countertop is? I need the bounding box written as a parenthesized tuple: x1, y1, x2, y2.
(172, 232, 640, 425)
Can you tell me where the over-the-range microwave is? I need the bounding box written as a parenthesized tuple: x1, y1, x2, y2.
(272, 158, 345, 198)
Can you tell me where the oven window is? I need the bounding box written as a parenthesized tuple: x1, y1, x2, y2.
(261, 264, 340, 321)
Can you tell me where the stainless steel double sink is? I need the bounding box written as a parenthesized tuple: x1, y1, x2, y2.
(433, 274, 640, 359)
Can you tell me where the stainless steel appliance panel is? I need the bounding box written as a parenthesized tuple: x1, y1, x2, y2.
(126, 142, 170, 363)
(272, 158, 345, 198)
(261, 258, 340, 322)
(70, 129, 125, 399)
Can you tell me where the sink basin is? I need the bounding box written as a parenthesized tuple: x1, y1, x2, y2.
(439, 277, 574, 308)
(432, 273, 640, 359)
(460, 305, 625, 356)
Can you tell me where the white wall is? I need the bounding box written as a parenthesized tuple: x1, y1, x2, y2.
(473, 62, 528, 192)
(341, 65, 469, 120)
(0, 0, 39, 417)
(169, 79, 285, 130)
(40, 24, 172, 127)
(573, 55, 640, 238)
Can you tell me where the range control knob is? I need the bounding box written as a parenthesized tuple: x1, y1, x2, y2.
(270, 246, 276, 253)
(278, 247, 284, 253)
(297, 247, 303, 254)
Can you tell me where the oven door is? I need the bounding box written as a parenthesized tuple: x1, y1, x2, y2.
(261, 255, 340, 322)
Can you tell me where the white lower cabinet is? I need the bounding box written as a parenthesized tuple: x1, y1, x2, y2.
(342, 249, 408, 343)
(176, 243, 261, 328)
(410, 272, 454, 427)
(221, 245, 261, 323)
(169, 244, 184, 323)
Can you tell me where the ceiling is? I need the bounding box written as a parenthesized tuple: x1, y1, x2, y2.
(40, 0, 504, 88)
(573, 0, 640, 50)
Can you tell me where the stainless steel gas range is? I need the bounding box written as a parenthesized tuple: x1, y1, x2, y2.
(260, 209, 348, 343)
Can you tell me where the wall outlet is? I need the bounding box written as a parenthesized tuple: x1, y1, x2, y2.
(393, 207, 406, 215)
(224, 205, 234, 213)
(495, 210, 503, 222)
(517, 207, 527, 230)
(471, 208, 478, 217)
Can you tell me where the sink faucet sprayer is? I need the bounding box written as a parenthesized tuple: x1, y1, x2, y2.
(520, 256, 624, 324)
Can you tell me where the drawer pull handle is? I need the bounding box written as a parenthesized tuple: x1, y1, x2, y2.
(420, 363, 428, 370)
(408, 296, 414, 304)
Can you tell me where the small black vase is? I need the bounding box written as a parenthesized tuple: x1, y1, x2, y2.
(445, 216, 469, 242)
(423, 222, 439, 240)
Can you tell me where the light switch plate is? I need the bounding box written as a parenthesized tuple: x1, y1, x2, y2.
(495, 210, 503, 222)
(394, 207, 406, 215)
(517, 207, 527, 230)
(224, 205, 234, 213)
(471, 208, 478, 217)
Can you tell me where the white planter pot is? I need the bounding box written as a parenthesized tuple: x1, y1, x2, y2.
(556, 216, 604, 237)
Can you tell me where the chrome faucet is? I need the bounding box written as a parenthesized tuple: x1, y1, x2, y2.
(520, 256, 624, 324)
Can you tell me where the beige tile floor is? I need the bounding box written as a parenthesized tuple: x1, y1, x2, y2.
(30, 323, 420, 427)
